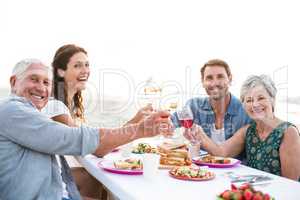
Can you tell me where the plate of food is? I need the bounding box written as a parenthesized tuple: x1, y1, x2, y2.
(169, 166, 215, 181)
(158, 142, 192, 169)
(192, 155, 241, 168)
(98, 158, 143, 175)
(132, 143, 158, 154)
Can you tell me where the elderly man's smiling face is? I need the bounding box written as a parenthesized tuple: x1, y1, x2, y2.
(11, 63, 52, 110)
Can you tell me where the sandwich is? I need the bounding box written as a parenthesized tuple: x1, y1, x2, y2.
(201, 154, 231, 164)
(157, 142, 192, 168)
(114, 158, 143, 170)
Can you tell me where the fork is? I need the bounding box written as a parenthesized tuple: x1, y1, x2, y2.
(249, 176, 258, 183)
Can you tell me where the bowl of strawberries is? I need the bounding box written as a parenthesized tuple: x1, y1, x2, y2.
(217, 183, 274, 200)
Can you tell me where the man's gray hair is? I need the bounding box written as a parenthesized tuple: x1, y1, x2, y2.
(12, 58, 52, 78)
(240, 74, 277, 103)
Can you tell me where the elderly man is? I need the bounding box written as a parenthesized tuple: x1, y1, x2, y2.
(172, 59, 251, 145)
(0, 58, 172, 200)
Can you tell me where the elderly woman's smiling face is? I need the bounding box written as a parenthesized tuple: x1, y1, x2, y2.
(243, 85, 274, 120)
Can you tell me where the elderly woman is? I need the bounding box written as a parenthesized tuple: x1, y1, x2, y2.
(185, 75, 300, 181)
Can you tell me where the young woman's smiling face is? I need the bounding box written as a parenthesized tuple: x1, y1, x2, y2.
(243, 85, 274, 120)
(62, 52, 90, 93)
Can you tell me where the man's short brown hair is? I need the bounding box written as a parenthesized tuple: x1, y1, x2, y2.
(200, 59, 232, 80)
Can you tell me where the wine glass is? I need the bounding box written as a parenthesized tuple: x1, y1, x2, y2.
(160, 102, 181, 141)
(177, 106, 200, 158)
(177, 106, 194, 129)
(142, 77, 162, 110)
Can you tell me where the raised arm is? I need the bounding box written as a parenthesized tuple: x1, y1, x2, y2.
(280, 126, 300, 180)
(123, 103, 153, 126)
(48, 104, 173, 157)
(95, 110, 173, 156)
(3, 99, 172, 156)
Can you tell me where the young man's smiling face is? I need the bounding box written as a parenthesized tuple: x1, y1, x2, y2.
(202, 65, 232, 101)
(11, 63, 52, 110)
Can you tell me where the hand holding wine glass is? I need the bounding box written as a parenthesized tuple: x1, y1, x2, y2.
(125, 103, 153, 125)
(182, 125, 203, 158)
(177, 106, 198, 142)
(158, 102, 179, 141)
(177, 106, 194, 129)
(177, 106, 200, 157)
(182, 124, 204, 144)
(139, 110, 173, 138)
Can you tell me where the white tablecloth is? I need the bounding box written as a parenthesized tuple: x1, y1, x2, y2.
(77, 152, 300, 200)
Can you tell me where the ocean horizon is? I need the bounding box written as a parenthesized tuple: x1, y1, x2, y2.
(1, 87, 300, 127)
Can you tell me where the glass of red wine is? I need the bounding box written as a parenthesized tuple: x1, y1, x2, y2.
(177, 106, 200, 157)
(177, 106, 194, 129)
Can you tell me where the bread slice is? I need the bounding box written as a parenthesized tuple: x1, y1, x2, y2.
(157, 141, 191, 168)
(157, 142, 187, 151)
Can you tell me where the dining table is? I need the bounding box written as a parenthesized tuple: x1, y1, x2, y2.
(77, 141, 300, 200)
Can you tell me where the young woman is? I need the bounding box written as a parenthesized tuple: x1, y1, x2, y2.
(43, 44, 153, 199)
(184, 75, 300, 181)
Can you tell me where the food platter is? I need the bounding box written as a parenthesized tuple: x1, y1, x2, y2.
(98, 160, 143, 175)
(169, 166, 215, 181)
(192, 155, 241, 168)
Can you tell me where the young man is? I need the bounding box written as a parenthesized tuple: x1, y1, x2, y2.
(0, 58, 172, 200)
(172, 59, 251, 144)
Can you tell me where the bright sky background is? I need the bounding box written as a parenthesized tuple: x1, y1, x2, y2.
(0, 0, 299, 102)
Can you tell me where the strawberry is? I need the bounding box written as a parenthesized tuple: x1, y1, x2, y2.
(253, 193, 263, 200)
(221, 190, 231, 200)
(232, 191, 243, 200)
(231, 183, 238, 190)
(243, 189, 253, 200)
(263, 193, 271, 200)
(239, 183, 250, 190)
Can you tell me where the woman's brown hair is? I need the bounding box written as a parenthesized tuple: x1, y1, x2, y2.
(52, 44, 87, 121)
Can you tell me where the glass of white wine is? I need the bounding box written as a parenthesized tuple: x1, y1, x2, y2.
(141, 77, 162, 110)
(160, 102, 183, 143)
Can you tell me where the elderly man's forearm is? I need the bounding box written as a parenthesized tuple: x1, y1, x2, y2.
(93, 124, 142, 157)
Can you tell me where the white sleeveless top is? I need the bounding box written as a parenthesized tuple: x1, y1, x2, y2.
(42, 99, 71, 199)
(42, 98, 70, 118)
(210, 124, 226, 144)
